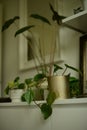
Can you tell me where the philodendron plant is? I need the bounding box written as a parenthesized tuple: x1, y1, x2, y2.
(1, 3, 64, 77)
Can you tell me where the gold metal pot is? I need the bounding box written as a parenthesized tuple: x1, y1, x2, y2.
(47, 75, 70, 99)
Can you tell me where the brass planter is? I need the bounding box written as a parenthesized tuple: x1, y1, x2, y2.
(47, 75, 70, 99)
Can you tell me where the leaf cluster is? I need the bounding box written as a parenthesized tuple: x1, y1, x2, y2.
(40, 91, 56, 119)
(2, 3, 82, 120)
(22, 88, 56, 119)
(20, 73, 56, 119)
(4, 76, 25, 95)
(69, 77, 81, 97)
(53, 64, 82, 76)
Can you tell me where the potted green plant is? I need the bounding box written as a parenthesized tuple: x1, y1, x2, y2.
(21, 63, 81, 119)
(1, 7, 59, 119)
(47, 64, 82, 99)
(2, 4, 62, 76)
(2, 3, 82, 119)
(4, 76, 25, 102)
(69, 76, 81, 97)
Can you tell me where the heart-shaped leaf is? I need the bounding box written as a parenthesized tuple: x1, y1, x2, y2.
(41, 103, 52, 120)
(46, 91, 56, 105)
(34, 73, 46, 81)
(24, 89, 34, 104)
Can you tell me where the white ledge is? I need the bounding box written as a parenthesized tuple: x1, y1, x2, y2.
(0, 98, 87, 107)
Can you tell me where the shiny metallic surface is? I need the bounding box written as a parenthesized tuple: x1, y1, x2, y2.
(48, 75, 70, 99)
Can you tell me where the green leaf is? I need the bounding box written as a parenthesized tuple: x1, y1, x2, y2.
(13, 16, 20, 21)
(15, 25, 35, 37)
(24, 89, 34, 104)
(2, 16, 19, 32)
(25, 78, 33, 85)
(41, 103, 52, 120)
(34, 73, 46, 81)
(18, 83, 25, 89)
(54, 64, 63, 73)
(65, 64, 82, 75)
(46, 91, 56, 105)
(30, 14, 51, 25)
(21, 93, 26, 102)
(14, 76, 20, 83)
(69, 77, 79, 83)
(4, 85, 10, 95)
(69, 77, 80, 97)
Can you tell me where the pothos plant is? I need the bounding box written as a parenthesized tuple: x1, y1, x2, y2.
(4, 76, 25, 95)
(21, 63, 81, 119)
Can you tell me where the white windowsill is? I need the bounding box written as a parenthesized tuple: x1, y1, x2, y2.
(0, 98, 87, 107)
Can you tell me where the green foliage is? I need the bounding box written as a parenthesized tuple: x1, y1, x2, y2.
(46, 91, 56, 105)
(34, 73, 46, 82)
(25, 78, 33, 85)
(14, 76, 20, 82)
(53, 64, 82, 76)
(2, 16, 19, 32)
(40, 103, 52, 120)
(4, 76, 25, 95)
(53, 64, 63, 73)
(21, 93, 26, 102)
(2, 2, 82, 120)
(21, 73, 54, 119)
(30, 14, 51, 25)
(2, 14, 51, 38)
(4, 85, 9, 95)
(69, 77, 80, 97)
(15, 25, 35, 37)
(64, 64, 82, 75)
(39, 91, 56, 119)
(23, 89, 34, 104)
(18, 83, 25, 89)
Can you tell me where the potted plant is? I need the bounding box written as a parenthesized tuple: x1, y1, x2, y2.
(2, 3, 82, 119)
(21, 63, 81, 119)
(4, 76, 25, 102)
(69, 76, 81, 97)
(47, 63, 82, 99)
(2, 6, 58, 119)
(2, 3, 64, 76)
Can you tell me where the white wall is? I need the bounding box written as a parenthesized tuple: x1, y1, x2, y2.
(58, 0, 82, 76)
(0, 0, 82, 95)
(1, 0, 36, 93)
(0, 99, 87, 130)
(1, 0, 19, 94)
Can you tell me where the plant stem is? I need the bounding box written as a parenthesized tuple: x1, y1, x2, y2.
(33, 99, 41, 109)
(62, 66, 67, 75)
(14, 21, 43, 73)
(49, 25, 56, 76)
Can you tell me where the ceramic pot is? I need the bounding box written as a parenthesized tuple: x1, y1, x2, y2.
(47, 75, 70, 99)
(10, 89, 24, 102)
